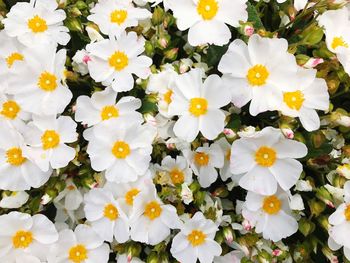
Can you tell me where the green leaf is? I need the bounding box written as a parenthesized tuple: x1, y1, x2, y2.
(247, 2, 264, 30)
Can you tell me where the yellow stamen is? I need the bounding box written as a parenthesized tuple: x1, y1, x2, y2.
(197, 0, 218, 20)
(110, 10, 128, 25)
(144, 201, 162, 220)
(6, 147, 26, 166)
(27, 15, 48, 33)
(112, 141, 130, 159)
(1, 100, 20, 119)
(246, 64, 269, 86)
(101, 105, 119, 120)
(187, 230, 206, 246)
(262, 195, 281, 215)
(194, 152, 209, 166)
(189, 98, 208, 117)
(41, 130, 60, 150)
(6, 52, 24, 68)
(68, 244, 88, 263)
(12, 230, 33, 249)
(255, 146, 276, 167)
(108, 51, 128, 71)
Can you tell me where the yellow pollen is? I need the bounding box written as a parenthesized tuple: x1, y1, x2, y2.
(125, 188, 140, 206)
(255, 146, 276, 167)
(197, 0, 218, 20)
(12, 230, 33, 249)
(144, 201, 162, 220)
(101, 105, 119, 120)
(112, 141, 130, 159)
(194, 152, 209, 166)
(110, 9, 128, 25)
(6, 52, 24, 68)
(163, 89, 173, 104)
(187, 230, 206, 246)
(169, 168, 185, 184)
(108, 51, 128, 71)
(262, 195, 281, 215)
(27, 15, 48, 33)
(344, 205, 350, 221)
(283, 90, 305, 111)
(331, 37, 349, 50)
(68, 244, 88, 263)
(6, 147, 26, 166)
(246, 64, 269, 86)
(67, 185, 76, 190)
(189, 98, 208, 117)
(37, 71, 57, 92)
(225, 149, 231, 161)
(1, 100, 20, 119)
(103, 203, 119, 220)
(41, 130, 60, 150)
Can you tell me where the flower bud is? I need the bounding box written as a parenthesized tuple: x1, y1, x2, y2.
(152, 6, 165, 25)
(298, 218, 315, 236)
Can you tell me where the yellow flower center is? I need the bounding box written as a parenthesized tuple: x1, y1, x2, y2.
(37, 71, 58, 92)
(110, 9, 128, 25)
(344, 204, 350, 221)
(144, 201, 162, 220)
(255, 146, 276, 167)
(68, 244, 88, 263)
(27, 15, 48, 33)
(108, 51, 129, 71)
(1, 100, 20, 119)
(103, 203, 119, 221)
(194, 152, 209, 166)
(262, 195, 281, 215)
(101, 105, 119, 120)
(112, 141, 130, 159)
(187, 230, 206, 246)
(331, 36, 349, 50)
(163, 89, 173, 105)
(125, 188, 140, 206)
(197, 0, 218, 20)
(189, 98, 208, 117)
(6, 52, 24, 68)
(283, 90, 305, 111)
(169, 168, 185, 184)
(41, 130, 60, 150)
(6, 147, 26, 166)
(12, 230, 33, 249)
(246, 64, 269, 86)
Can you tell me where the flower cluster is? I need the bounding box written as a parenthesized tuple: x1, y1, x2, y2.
(0, 0, 350, 262)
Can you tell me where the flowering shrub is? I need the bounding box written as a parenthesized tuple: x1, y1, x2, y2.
(1, 0, 350, 262)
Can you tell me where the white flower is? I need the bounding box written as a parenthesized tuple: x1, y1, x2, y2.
(184, 143, 224, 188)
(278, 67, 329, 131)
(242, 189, 298, 242)
(88, 0, 151, 38)
(84, 187, 130, 243)
(168, 69, 230, 142)
(0, 92, 30, 130)
(104, 172, 154, 216)
(157, 155, 193, 186)
(72, 49, 90, 76)
(169, 0, 248, 46)
(23, 114, 78, 172)
(130, 186, 181, 245)
(181, 183, 194, 205)
(0, 211, 58, 262)
(86, 32, 152, 92)
(75, 87, 142, 140)
(87, 118, 156, 183)
(170, 212, 222, 263)
(230, 126, 307, 195)
(218, 34, 298, 116)
(0, 31, 25, 88)
(0, 123, 51, 191)
(48, 224, 110, 263)
(146, 68, 178, 117)
(2, 0, 70, 47)
(214, 137, 233, 181)
(7, 45, 72, 115)
(54, 178, 83, 211)
(318, 7, 350, 75)
(0, 191, 29, 209)
(328, 181, 350, 260)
